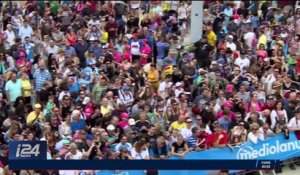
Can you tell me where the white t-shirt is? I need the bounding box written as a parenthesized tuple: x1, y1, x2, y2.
(234, 57, 250, 70)
(130, 1, 140, 9)
(130, 41, 141, 55)
(181, 127, 192, 139)
(158, 81, 169, 98)
(288, 117, 300, 129)
(5, 30, 15, 46)
(46, 45, 59, 54)
(178, 6, 187, 19)
(226, 42, 237, 52)
(19, 26, 33, 41)
(175, 88, 184, 98)
(59, 91, 71, 102)
(131, 147, 149, 160)
(270, 110, 288, 129)
(61, 151, 83, 175)
(243, 32, 256, 48)
(247, 132, 264, 144)
(65, 151, 83, 160)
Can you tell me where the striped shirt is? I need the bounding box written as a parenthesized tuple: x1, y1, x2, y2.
(33, 69, 52, 92)
(186, 135, 198, 148)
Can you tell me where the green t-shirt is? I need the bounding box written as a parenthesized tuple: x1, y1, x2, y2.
(50, 1, 59, 16)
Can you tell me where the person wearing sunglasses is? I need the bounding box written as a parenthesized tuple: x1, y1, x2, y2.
(259, 123, 275, 138)
(247, 123, 264, 144)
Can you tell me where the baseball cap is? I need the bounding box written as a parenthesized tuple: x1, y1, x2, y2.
(19, 52, 26, 57)
(223, 102, 232, 108)
(122, 85, 130, 91)
(121, 112, 129, 119)
(107, 124, 116, 131)
(186, 118, 192, 123)
(240, 50, 246, 55)
(228, 35, 233, 39)
(34, 103, 42, 109)
(82, 97, 91, 105)
(128, 118, 136, 125)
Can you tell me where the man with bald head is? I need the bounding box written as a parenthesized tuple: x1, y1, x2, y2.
(260, 109, 271, 120)
(283, 91, 297, 107)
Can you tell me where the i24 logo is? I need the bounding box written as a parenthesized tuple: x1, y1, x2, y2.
(16, 144, 40, 158)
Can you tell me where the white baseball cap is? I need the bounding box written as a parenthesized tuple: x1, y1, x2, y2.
(82, 97, 91, 105)
(128, 118, 136, 126)
(107, 124, 116, 131)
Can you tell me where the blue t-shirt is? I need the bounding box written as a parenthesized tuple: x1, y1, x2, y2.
(149, 145, 170, 157)
(71, 119, 86, 133)
(218, 118, 231, 133)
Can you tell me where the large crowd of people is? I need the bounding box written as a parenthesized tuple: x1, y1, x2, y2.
(0, 0, 300, 175)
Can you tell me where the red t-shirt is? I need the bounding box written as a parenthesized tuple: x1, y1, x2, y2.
(206, 132, 228, 149)
(261, 103, 276, 111)
(297, 58, 300, 73)
(198, 132, 209, 149)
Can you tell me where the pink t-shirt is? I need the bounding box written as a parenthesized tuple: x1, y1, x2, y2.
(256, 50, 267, 59)
(113, 51, 122, 63)
(246, 102, 262, 112)
(118, 121, 129, 130)
(140, 46, 152, 65)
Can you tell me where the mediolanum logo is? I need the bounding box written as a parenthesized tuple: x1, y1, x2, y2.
(237, 140, 300, 159)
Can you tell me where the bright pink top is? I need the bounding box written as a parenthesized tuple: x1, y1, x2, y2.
(256, 50, 267, 59)
(118, 121, 129, 130)
(246, 102, 262, 112)
(113, 51, 122, 63)
(140, 45, 152, 65)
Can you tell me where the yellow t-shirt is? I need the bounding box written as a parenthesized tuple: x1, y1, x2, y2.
(171, 121, 187, 131)
(207, 31, 217, 46)
(100, 32, 108, 44)
(147, 70, 159, 82)
(26, 111, 44, 125)
(21, 79, 31, 97)
(257, 34, 267, 49)
(101, 105, 112, 117)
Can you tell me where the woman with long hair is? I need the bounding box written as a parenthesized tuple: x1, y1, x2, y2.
(119, 147, 133, 160)
(66, 28, 77, 46)
(131, 139, 150, 160)
(246, 92, 262, 112)
(270, 101, 288, 130)
(59, 114, 72, 139)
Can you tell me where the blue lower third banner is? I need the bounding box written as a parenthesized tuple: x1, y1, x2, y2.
(8, 132, 299, 175)
(9, 160, 279, 170)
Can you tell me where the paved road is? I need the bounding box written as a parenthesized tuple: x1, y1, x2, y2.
(277, 165, 300, 175)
